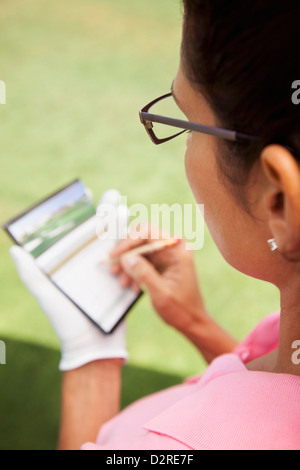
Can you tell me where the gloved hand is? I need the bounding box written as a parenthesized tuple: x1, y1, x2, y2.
(10, 190, 130, 371)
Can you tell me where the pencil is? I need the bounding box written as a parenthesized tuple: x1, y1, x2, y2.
(100, 238, 182, 265)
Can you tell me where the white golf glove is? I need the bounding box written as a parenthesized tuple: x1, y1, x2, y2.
(9, 190, 129, 371)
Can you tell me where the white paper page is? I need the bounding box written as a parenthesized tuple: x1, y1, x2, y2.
(36, 216, 99, 274)
(50, 236, 140, 333)
(34, 214, 140, 333)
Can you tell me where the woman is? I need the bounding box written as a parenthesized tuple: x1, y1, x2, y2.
(11, 0, 300, 450)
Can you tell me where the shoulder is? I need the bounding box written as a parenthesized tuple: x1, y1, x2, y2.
(143, 353, 300, 450)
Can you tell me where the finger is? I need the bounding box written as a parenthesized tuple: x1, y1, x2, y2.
(110, 260, 141, 293)
(110, 222, 170, 258)
(119, 272, 132, 288)
(110, 238, 160, 264)
(131, 281, 142, 294)
(121, 254, 163, 298)
(110, 262, 122, 275)
(9, 246, 58, 299)
(10, 246, 47, 287)
(109, 236, 148, 258)
(98, 189, 121, 208)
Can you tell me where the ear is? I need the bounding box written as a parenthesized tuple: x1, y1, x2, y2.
(261, 145, 300, 257)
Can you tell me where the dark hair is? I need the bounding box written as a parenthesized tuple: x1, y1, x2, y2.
(181, 0, 300, 190)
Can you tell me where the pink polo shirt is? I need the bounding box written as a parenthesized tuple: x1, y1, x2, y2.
(82, 313, 300, 450)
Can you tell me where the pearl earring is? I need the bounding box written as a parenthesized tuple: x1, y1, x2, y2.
(268, 239, 278, 252)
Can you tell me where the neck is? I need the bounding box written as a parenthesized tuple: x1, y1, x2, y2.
(274, 273, 300, 375)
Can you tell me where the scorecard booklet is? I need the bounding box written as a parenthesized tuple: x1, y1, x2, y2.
(3, 180, 143, 334)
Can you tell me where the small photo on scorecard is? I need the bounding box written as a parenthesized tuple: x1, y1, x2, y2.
(3, 180, 143, 334)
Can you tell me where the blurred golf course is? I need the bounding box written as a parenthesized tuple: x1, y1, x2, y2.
(0, 0, 280, 450)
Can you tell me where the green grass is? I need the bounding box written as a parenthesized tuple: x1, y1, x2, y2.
(0, 0, 280, 449)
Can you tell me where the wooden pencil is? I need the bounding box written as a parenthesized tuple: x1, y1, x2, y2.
(100, 238, 181, 265)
